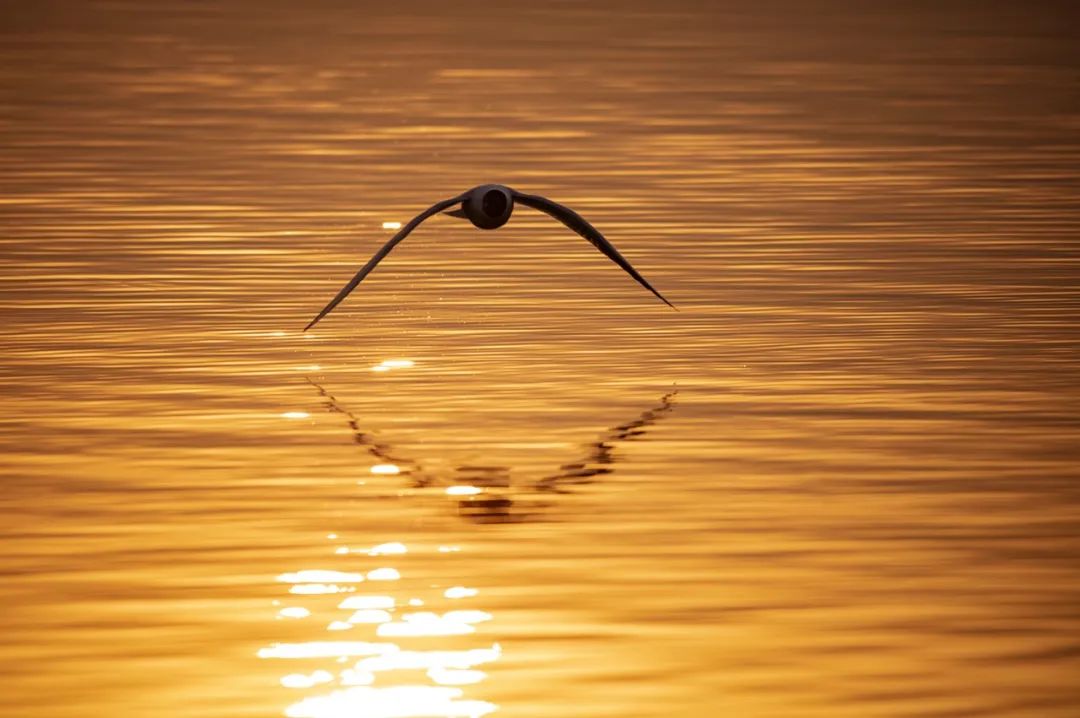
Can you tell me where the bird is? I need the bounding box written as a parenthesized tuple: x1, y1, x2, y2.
(304, 183, 674, 331)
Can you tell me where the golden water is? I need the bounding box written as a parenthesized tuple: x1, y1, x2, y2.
(2, 2, 1078, 716)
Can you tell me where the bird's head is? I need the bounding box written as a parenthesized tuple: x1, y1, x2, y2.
(463, 184, 514, 230)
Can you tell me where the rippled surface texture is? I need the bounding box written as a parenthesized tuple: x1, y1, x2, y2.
(2, 2, 1079, 716)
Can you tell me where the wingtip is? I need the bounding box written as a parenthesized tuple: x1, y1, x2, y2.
(654, 292, 678, 311)
(304, 305, 334, 332)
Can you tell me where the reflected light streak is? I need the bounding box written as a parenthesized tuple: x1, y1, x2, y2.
(278, 607, 311, 619)
(257, 641, 397, 659)
(366, 567, 400, 581)
(285, 685, 496, 718)
(428, 668, 487, 686)
(369, 542, 407, 555)
(377, 612, 475, 638)
(281, 411, 311, 420)
(443, 610, 492, 624)
(340, 668, 376, 686)
(278, 570, 366, 583)
(281, 670, 335, 689)
(371, 359, 415, 372)
(370, 464, 400, 475)
(381, 221, 402, 230)
(446, 486, 483, 496)
(444, 587, 478, 599)
(289, 584, 353, 595)
(355, 644, 501, 672)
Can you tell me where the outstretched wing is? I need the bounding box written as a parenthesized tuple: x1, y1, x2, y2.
(304, 194, 466, 331)
(511, 191, 675, 309)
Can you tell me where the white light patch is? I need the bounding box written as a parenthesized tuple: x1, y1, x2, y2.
(367, 568, 400, 581)
(444, 586, 479, 600)
(281, 411, 310, 420)
(339, 668, 375, 686)
(280, 670, 334, 689)
(283, 686, 497, 718)
(278, 607, 311, 619)
(369, 542, 407, 555)
(382, 221, 402, 230)
(370, 464, 400, 475)
(444, 609, 492, 624)
(445, 485, 482, 496)
(355, 644, 501, 672)
(289, 584, 350, 595)
(377, 612, 475, 637)
(371, 359, 415, 372)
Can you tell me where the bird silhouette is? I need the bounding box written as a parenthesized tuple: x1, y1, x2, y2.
(304, 184, 674, 331)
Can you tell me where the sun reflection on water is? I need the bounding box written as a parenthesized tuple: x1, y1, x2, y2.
(279, 570, 367, 583)
(281, 411, 312, 420)
(289, 584, 355, 595)
(285, 686, 496, 718)
(260, 542, 500, 717)
(371, 359, 416, 373)
(445, 485, 483, 496)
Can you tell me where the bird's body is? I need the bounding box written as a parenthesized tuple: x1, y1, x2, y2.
(304, 184, 673, 331)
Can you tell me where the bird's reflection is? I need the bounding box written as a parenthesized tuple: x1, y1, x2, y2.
(534, 389, 677, 494)
(307, 379, 435, 488)
(308, 379, 677, 523)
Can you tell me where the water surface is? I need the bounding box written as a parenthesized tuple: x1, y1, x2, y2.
(2, 2, 1079, 716)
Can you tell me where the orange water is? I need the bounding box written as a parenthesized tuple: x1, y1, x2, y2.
(2, 2, 1078, 716)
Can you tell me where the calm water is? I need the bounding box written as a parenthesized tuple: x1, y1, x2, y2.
(2, 2, 1079, 716)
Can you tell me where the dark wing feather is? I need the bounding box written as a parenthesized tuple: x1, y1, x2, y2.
(512, 191, 675, 309)
(304, 194, 465, 331)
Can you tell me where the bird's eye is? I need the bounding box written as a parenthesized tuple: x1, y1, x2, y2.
(482, 189, 507, 217)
